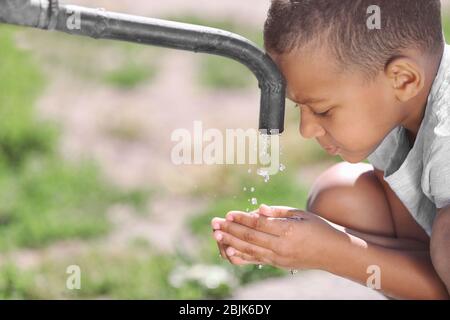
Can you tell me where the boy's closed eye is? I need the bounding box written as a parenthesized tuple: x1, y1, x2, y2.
(295, 103, 332, 117)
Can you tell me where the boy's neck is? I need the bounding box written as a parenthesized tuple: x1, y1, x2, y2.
(401, 47, 445, 144)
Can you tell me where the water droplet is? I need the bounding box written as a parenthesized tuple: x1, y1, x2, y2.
(243, 187, 247, 191)
(251, 198, 258, 205)
(250, 187, 255, 193)
(257, 168, 270, 183)
(279, 163, 286, 172)
(258, 264, 263, 270)
(256, 168, 266, 175)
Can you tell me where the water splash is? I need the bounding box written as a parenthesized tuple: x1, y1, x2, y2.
(279, 163, 286, 172)
(256, 132, 282, 182)
(251, 197, 258, 205)
(258, 264, 263, 270)
(290, 269, 298, 275)
(250, 187, 255, 193)
(258, 134, 272, 166)
(257, 168, 270, 183)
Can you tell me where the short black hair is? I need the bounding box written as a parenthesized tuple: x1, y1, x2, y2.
(264, 0, 444, 77)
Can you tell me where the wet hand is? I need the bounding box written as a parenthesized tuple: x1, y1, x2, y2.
(211, 204, 296, 265)
(211, 210, 261, 265)
(211, 204, 341, 270)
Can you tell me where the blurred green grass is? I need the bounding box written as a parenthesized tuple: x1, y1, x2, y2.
(0, 157, 151, 250)
(0, 31, 55, 167)
(19, 29, 160, 89)
(0, 27, 149, 251)
(103, 62, 157, 89)
(0, 249, 212, 299)
(444, 14, 450, 40)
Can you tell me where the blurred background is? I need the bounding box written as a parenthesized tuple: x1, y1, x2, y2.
(0, 0, 448, 299)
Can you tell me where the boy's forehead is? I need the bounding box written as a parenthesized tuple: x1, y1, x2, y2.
(280, 51, 348, 104)
(285, 87, 327, 104)
(280, 54, 337, 101)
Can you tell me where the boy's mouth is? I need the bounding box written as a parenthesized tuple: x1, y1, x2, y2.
(317, 139, 342, 156)
(323, 145, 340, 155)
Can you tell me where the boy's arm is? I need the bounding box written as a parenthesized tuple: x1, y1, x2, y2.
(324, 220, 428, 251)
(215, 210, 450, 300)
(327, 225, 449, 299)
(430, 206, 450, 294)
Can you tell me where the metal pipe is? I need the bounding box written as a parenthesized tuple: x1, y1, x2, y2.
(0, 0, 286, 134)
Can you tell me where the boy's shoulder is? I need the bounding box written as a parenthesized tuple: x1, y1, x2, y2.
(429, 43, 450, 138)
(365, 43, 450, 235)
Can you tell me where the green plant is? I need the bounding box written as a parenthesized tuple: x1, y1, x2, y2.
(0, 27, 149, 251)
(443, 14, 450, 40)
(0, 28, 57, 168)
(199, 57, 257, 90)
(0, 248, 232, 299)
(103, 63, 156, 89)
(0, 158, 136, 250)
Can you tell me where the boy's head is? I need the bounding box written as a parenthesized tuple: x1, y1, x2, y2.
(264, 0, 445, 163)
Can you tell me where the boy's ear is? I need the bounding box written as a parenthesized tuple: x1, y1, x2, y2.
(384, 56, 425, 102)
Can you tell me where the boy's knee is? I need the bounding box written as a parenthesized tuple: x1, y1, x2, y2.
(304, 161, 395, 238)
(431, 213, 450, 293)
(306, 162, 375, 214)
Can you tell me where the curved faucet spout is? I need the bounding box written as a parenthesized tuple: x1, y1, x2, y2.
(0, 0, 286, 133)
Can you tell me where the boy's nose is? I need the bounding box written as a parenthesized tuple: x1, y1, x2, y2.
(299, 108, 326, 139)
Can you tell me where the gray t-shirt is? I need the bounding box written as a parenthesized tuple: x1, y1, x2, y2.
(367, 43, 450, 236)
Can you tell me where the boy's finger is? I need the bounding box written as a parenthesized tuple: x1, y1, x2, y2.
(216, 240, 228, 260)
(212, 217, 259, 264)
(225, 210, 258, 222)
(211, 217, 226, 230)
(227, 255, 254, 266)
(226, 247, 261, 264)
(212, 231, 233, 263)
(214, 230, 275, 265)
(211, 219, 229, 260)
(220, 220, 279, 248)
(224, 212, 289, 237)
(258, 204, 303, 218)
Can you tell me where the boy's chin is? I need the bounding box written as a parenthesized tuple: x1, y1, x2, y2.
(339, 151, 369, 164)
